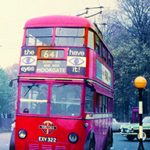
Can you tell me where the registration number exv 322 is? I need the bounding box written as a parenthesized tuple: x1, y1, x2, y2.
(38, 136, 57, 142)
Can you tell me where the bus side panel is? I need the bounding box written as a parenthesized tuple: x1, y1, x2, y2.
(98, 117, 112, 150)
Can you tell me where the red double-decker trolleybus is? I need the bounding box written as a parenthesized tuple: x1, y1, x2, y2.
(10, 15, 114, 150)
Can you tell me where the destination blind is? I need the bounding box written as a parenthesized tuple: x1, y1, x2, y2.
(19, 47, 86, 75)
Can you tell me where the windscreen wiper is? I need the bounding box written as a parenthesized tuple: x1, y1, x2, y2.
(23, 84, 38, 97)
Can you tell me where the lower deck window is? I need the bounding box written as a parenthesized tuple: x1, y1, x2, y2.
(19, 82, 82, 116)
(85, 86, 94, 112)
(19, 83, 48, 114)
(51, 84, 81, 116)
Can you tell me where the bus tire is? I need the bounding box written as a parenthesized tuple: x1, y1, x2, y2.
(126, 135, 135, 141)
(84, 132, 95, 150)
(89, 139, 95, 150)
(107, 128, 113, 147)
(103, 129, 113, 150)
(9, 130, 15, 150)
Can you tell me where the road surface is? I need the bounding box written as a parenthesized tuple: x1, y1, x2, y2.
(0, 132, 150, 150)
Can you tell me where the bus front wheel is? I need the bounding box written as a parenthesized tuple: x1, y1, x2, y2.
(89, 139, 95, 150)
(84, 133, 95, 150)
(126, 135, 135, 141)
(9, 130, 15, 150)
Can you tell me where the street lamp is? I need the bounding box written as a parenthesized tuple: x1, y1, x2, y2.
(134, 76, 147, 150)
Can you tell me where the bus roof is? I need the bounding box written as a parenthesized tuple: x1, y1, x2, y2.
(25, 15, 94, 28)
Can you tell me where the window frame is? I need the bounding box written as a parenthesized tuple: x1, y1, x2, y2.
(50, 83, 82, 116)
(25, 28, 53, 46)
(18, 82, 49, 115)
(85, 85, 94, 113)
(87, 29, 95, 49)
(55, 27, 85, 47)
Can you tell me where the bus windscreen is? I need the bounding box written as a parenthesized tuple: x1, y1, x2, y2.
(51, 84, 81, 116)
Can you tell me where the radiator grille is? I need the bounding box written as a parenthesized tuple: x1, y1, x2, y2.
(55, 146, 66, 150)
(28, 142, 67, 150)
(42, 145, 52, 150)
(29, 143, 39, 150)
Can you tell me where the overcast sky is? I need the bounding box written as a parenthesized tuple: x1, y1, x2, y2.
(0, 0, 117, 68)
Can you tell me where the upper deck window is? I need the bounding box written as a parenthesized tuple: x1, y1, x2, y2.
(95, 35, 101, 55)
(55, 28, 84, 46)
(87, 30, 94, 49)
(102, 46, 108, 62)
(26, 28, 52, 46)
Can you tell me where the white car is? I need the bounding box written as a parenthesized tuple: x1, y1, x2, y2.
(120, 116, 150, 141)
(112, 118, 121, 132)
(11, 121, 15, 131)
(112, 118, 129, 132)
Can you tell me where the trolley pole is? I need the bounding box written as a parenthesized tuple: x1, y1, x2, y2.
(134, 76, 147, 150)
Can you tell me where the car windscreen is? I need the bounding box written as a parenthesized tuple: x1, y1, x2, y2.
(143, 117, 150, 123)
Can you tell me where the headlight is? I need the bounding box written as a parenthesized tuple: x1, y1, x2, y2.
(126, 127, 133, 133)
(68, 132, 78, 143)
(18, 129, 27, 139)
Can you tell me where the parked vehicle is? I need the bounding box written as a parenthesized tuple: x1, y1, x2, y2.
(120, 116, 150, 141)
(112, 118, 121, 132)
(112, 118, 129, 132)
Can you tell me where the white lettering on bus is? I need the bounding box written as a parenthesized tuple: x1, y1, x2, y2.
(69, 49, 85, 56)
(37, 68, 66, 73)
(24, 49, 35, 56)
(72, 67, 80, 73)
(38, 136, 57, 142)
(21, 66, 35, 72)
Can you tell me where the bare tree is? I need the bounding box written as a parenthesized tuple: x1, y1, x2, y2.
(118, 0, 150, 46)
(101, 0, 150, 120)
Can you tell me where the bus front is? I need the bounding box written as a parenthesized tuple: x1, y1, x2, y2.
(15, 79, 88, 150)
(12, 16, 95, 150)
(10, 16, 114, 150)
